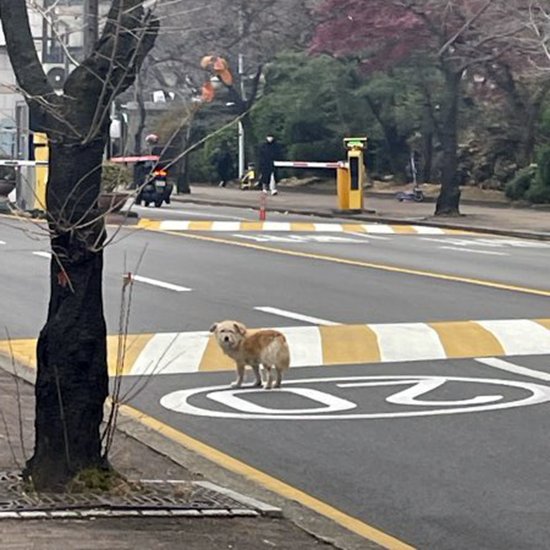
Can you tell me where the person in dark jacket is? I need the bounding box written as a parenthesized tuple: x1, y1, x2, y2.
(213, 142, 233, 187)
(258, 135, 283, 195)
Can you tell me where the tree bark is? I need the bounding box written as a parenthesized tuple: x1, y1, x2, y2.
(435, 71, 462, 216)
(25, 140, 109, 489)
(1, 0, 158, 490)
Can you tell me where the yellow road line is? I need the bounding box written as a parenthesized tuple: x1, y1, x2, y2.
(120, 403, 415, 550)
(158, 230, 550, 298)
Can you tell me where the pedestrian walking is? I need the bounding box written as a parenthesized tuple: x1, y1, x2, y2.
(258, 134, 283, 195)
(212, 142, 233, 187)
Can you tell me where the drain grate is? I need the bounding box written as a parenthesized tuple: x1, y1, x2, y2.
(0, 472, 259, 520)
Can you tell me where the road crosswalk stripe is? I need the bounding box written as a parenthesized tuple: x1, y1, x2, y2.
(2, 319, 550, 377)
(138, 219, 469, 235)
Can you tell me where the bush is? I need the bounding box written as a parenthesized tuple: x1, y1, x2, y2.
(527, 146, 550, 204)
(101, 161, 132, 193)
(505, 165, 536, 200)
(526, 184, 550, 204)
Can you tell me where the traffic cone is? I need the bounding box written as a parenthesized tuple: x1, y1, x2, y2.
(259, 193, 267, 221)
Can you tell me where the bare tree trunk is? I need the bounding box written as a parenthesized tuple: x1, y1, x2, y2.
(25, 141, 108, 489)
(0, 0, 158, 490)
(435, 71, 462, 216)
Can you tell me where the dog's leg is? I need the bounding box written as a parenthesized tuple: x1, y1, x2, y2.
(231, 362, 245, 388)
(263, 366, 273, 390)
(250, 364, 262, 387)
(273, 367, 283, 389)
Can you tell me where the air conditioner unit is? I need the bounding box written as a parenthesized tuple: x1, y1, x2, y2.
(43, 64, 68, 91)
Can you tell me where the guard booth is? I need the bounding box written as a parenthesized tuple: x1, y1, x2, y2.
(337, 137, 367, 212)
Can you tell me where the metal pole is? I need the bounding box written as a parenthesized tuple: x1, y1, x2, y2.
(83, 0, 99, 58)
(238, 5, 246, 178)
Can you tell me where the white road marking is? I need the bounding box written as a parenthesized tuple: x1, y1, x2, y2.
(33, 251, 51, 259)
(370, 322, 447, 362)
(361, 224, 395, 234)
(0, 240, 5, 245)
(347, 232, 390, 241)
(132, 332, 209, 376)
(275, 326, 324, 367)
(477, 319, 550, 355)
(155, 220, 191, 231)
(313, 223, 344, 232)
(170, 209, 248, 220)
(131, 274, 192, 292)
(411, 226, 445, 234)
(440, 246, 508, 256)
(254, 306, 340, 326)
(160, 375, 550, 420)
(211, 221, 242, 231)
(475, 357, 550, 382)
(234, 234, 364, 244)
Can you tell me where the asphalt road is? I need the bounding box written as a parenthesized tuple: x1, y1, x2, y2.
(1, 203, 550, 549)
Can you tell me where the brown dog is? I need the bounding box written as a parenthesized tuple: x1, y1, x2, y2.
(209, 320, 290, 389)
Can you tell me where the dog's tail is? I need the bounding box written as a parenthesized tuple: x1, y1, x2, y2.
(274, 334, 290, 370)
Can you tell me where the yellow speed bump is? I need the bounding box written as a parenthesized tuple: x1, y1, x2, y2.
(2, 319, 550, 376)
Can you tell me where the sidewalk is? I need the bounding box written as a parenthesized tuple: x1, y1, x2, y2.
(0, 365, 369, 549)
(172, 182, 550, 240)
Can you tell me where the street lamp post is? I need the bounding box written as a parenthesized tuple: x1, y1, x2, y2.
(238, 52, 246, 178)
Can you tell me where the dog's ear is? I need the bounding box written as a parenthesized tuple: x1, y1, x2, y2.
(234, 322, 247, 335)
(209, 323, 218, 333)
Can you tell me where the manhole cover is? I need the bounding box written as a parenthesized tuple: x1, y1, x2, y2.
(0, 471, 259, 519)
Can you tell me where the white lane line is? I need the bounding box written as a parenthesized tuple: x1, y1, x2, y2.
(0, 240, 5, 245)
(476, 357, 550, 382)
(33, 251, 51, 259)
(346, 232, 390, 241)
(254, 306, 340, 326)
(131, 274, 192, 292)
(440, 246, 508, 256)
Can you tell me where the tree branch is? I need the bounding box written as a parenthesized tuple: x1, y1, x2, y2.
(0, 0, 56, 115)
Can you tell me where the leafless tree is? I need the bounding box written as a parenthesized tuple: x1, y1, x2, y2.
(0, 0, 158, 490)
